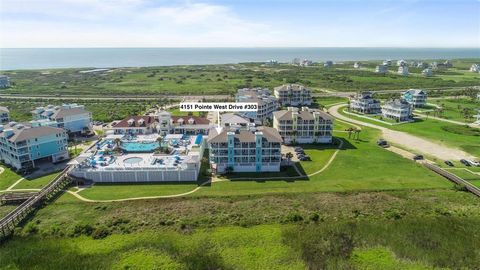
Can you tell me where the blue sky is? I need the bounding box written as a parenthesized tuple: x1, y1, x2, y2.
(0, 0, 479, 47)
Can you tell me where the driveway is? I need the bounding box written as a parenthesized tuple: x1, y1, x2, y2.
(328, 104, 477, 161)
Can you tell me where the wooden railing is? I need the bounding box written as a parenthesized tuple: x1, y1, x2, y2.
(0, 167, 72, 240)
(423, 163, 480, 197)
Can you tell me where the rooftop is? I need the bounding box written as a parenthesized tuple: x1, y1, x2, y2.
(208, 126, 282, 144)
(273, 107, 333, 121)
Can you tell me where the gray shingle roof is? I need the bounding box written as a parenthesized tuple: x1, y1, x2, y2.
(6, 126, 65, 142)
(273, 109, 332, 121)
(207, 126, 282, 143)
(274, 84, 309, 92)
(51, 107, 89, 119)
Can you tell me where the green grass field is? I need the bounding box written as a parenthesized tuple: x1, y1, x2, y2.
(3, 59, 479, 96)
(78, 183, 200, 200)
(339, 106, 480, 157)
(427, 98, 479, 123)
(0, 166, 23, 190)
(13, 172, 60, 189)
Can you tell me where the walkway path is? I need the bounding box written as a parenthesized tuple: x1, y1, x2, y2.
(6, 178, 25, 191)
(328, 104, 476, 161)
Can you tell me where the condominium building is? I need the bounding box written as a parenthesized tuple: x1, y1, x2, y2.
(0, 122, 69, 171)
(114, 112, 212, 136)
(398, 66, 409, 76)
(0, 75, 10, 89)
(403, 89, 427, 108)
(0, 106, 10, 123)
(375, 65, 388, 74)
(417, 62, 429, 69)
(31, 104, 92, 134)
(273, 107, 334, 144)
(422, 68, 433, 77)
(274, 84, 312, 106)
(349, 92, 382, 114)
(235, 88, 278, 124)
(470, 64, 480, 73)
(220, 113, 250, 127)
(382, 99, 413, 122)
(207, 125, 282, 173)
(112, 116, 157, 135)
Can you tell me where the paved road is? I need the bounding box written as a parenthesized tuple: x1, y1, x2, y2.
(1, 85, 477, 100)
(328, 104, 477, 161)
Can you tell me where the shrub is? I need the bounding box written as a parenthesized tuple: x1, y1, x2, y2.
(23, 223, 38, 235)
(71, 223, 94, 237)
(452, 184, 468, 192)
(309, 213, 320, 222)
(92, 226, 110, 240)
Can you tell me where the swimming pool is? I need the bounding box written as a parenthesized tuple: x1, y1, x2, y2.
(124, 157, 143, 164)
(121, 141, 159, 152)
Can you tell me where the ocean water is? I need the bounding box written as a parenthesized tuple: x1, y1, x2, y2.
(0, 47, 479, 70)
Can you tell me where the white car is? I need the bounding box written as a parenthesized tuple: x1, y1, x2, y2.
(467, 160, 480, 167)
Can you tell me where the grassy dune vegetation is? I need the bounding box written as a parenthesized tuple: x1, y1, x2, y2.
(2, 59, 479, 96)
(2, 188, 480, 269)
(0, 98, 173, 122)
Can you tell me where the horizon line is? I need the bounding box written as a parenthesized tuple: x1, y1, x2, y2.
(1, 46, 480, 50)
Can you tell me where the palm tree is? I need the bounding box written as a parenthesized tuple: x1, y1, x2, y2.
(156, 136, 164, 152)
(355, 129, 361, 140)
(345, 127, 354, 139)
(114, 138, 121, 149)
(285, 152, 294, 165)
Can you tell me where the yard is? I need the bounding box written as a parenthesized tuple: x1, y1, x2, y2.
(427, 98, 479, 123)
(338, 106, 480, 157)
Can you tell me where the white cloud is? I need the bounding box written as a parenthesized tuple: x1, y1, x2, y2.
(0, 0, 281, 47)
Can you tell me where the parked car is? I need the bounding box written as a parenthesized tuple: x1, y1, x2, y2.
(376, 139, 390, 148)
(460, 159, 471, 166)
(444, 160, 454, 167)
(299, 155, 311, 161)
(413, 155, 424, 161)
(467, 160, 480, 167)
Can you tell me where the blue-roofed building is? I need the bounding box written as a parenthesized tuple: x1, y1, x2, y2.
(403, 89, 427, 108)
(0, 122, 69, 171)
(31, 103, 92, 135)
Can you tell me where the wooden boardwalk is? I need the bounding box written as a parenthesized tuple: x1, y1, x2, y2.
(0, 192, 38, 205)
(0, 167, 71, 240)
(423, 163, 480, 197)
